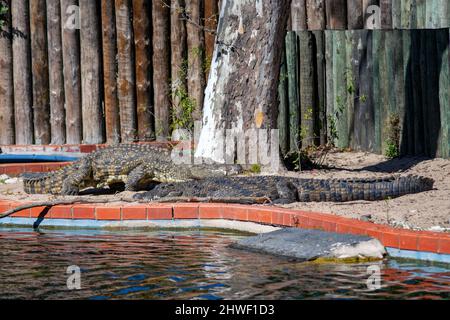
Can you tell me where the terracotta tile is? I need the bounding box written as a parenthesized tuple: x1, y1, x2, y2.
(382, 232, 400, 248)
(147, 205, 173, 220)
(49, 206, 72, 219)
(439, 238, 450, 254)
(73, 205, 95, 220)
(248, 208, 259, 223)
(122, 206, 147, 220)
(222, 205, 247, 221)
(336, 223, 352, 234)
(11, 208, 31, 218)
(398, 233, 419, 251)
(282, 213, 294, 226)
(199, 204, 223, 219)
(321, 221, 337, 233)
(173, 204, 199, 219)
(417, 236, 439, 253)
(30, 206, 50, 218)
(271, 211, 284, 226)
(79, 145, 97, 153)
(96, 207, 121, 220)
(3, 165, 24, 175)
(257, 209, 273, 224)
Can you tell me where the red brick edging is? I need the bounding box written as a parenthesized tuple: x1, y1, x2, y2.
(0, 200, 449, 255)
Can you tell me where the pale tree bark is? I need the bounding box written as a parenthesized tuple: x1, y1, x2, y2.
(195, 0, 290, 169)
(12, 0, 34, 144)
(47, 0, 66, 144)
(0, 0, 15, 144)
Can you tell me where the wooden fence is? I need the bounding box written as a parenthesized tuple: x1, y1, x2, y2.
(290, 0, 450, 30)
(0, 0, 219, 145)
(278, 29, 450, 159)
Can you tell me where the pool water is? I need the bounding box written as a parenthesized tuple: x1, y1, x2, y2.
(0, 227, 449, 300)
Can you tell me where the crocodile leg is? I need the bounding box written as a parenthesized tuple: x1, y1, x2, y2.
(61, 158, 92, 195)
(272, 180, 298, 204)
(125, 164, 151, 191)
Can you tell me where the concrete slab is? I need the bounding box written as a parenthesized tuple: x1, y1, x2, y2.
(231, 228, 386, 261)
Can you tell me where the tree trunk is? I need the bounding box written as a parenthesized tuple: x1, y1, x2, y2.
(101, 0, 120, 143)
(115, 0, 137, 142)
(195, 0, 290, 169)
(80, 0, 103, 144)
(12, 0, 33, 144)
(186, 0, 206, 122)
(30, 0, 50, 145)
(291, 0, 307, 31)
(61, 0, 82, 144)
(204, 0, 219, 61)
(47, 0, 66, 144)
(133, 0, 154, 141)
(170, 0, 187, 128)
(0, 0, 15, 144)
(152, 0, 171, 140)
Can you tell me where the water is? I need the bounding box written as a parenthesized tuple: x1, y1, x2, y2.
(0, 227, 449, 300)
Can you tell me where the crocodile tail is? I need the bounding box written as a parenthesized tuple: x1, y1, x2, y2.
(22, 171, 66, 194)
(297, 175, 434, 202)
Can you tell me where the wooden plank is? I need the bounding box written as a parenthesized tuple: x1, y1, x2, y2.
(380, 0, 393, 29)
(418, 30, 429, 155)
(80, 0, 104, 144)
(403, 30, 415, 155)
(46, 0, 66, 144)
(306, 0, 326, 30)
(133, 0, 153, 141)
(391, 0, 402, 29)
(101, 0, 120, 143)
(345, 31, 355, 149)
(30, 0, 50, 144)
(152, 0, 171, 140)
(285, 32, 300, 152)
(347, 0, 364, 29)
(61, 0, 82, 144)
(436, 0, 450, 28)
(11, 0, 34, 144)
(372, 30, 382, 153)
(298, 31, 317, 147)
(332, 31, 348, 148)
(0, 0, 15, 144)
(277, 46, 289, 156)
(401, 0, 413, 29)
(415, 0, 427, 28)
(204, 0, 219, 61)
(313, 31, 327, 145)
(436, 28, 450, 158)
(425, 0, 436, 28)
(186, 0, 206, 122)
(325, 31, 334, 144)
(291, 0, 307, 31)
(326, 0, 347, 29)
(392, 30, 406, 155)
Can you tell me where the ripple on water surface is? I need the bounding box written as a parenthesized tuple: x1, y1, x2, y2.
(0, 228, 449, 300)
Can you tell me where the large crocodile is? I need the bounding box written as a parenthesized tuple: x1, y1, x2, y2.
(135, 175, 434, 204)
(22, 144, 242, 195)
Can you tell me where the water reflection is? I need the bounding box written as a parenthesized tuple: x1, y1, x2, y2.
(0, 228, 448, 300)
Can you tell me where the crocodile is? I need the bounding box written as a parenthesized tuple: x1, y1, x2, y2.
(134, 175, 434, 204)
(22, 144, 242, 195)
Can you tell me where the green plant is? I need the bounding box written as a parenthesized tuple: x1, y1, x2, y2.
(0, 1, 8, 30)
(249, 164, 261, 174)
(384, 113, 400, 159)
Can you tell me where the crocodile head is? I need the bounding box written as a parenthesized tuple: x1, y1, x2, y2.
(187, 164, 243, 179)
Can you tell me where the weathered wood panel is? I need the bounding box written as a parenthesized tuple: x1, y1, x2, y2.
(306, 0, 326, 30)
(61, 0, 82, 144)
(0, 0, 15, 144)
(286, 32, 300, 152)
(436, 28, 450, 158)
(11, 0, 34, 144)
(46, 0, 66, 144)
(347, 0, 364, 29)
(133, 0, 153, 141)
(80, 0, 103, 144)
(101, 0, 120, 143)
(291, 0, 307, 31)
(326, 0, 347, 29)
(278, 48, 289, 156)
(204, 0, 219, 61)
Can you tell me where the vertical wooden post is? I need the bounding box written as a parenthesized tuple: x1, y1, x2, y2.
(299, 31, 317, 147)
(380, 0, 392, 29)
(204, 0, 218, 61)
(326, 0, 347, 29)
(291, 0, 307, 31)
(47, 0, 66, 144)
(171, 0, 187, 128)
(415, 0, 427, 29)
(285, 32, 299, 152)
(79, 0, 104, 144)
(278, 45, 289, 155)
(313, 30, 327, 145)
(186, 0, 206, 122)
(325, 31, 334, 143)
(61, 0, 82, 144)
(101, 0, 120, 143)
(11, 0, 33, 144)
(152, 0, 171, 140)
(30, 0, 51, 145)
(133, 0, 154, 141)
(391, 0, 401, 29)
(436, 29, 450, 158)
(0, 0, 15, 144)
(347, 0, 364, 29)
(306, 0, 326, 30)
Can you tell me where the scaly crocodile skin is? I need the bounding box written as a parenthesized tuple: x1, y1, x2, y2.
(22, 144, 242, 195)
(135, 175, 434, 203)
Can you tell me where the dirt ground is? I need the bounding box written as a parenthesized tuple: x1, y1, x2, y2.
(1, 151, 449, 232)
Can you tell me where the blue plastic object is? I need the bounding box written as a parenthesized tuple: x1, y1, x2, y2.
(0, 154, 79, 163)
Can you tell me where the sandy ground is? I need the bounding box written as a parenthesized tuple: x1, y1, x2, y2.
(0, 151, 449, 232)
